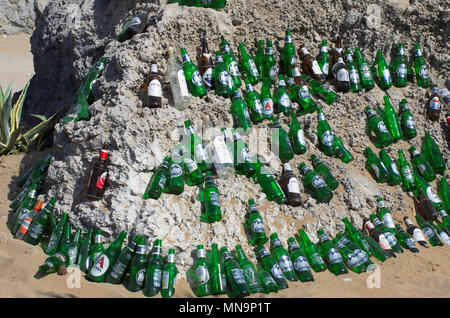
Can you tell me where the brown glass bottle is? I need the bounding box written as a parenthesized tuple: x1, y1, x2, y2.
(330, 36, 343, 71)
(144, 63, 162, 108)
(363, 219, 396, 258)
(279, 163, 302, 207)
(292, 63, 306, 86)
(417, 190, 438, 222)
(198, 38, 214, 90)
(426, 85, 441, 121)
(298, 44, 325, 82)
(86, 145, 109, 200)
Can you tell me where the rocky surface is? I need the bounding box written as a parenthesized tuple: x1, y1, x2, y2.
(0, 0, 50, 35)
(19, 0, 450, 281)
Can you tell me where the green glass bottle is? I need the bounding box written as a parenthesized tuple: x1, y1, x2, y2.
(116, 13, 148, 43)
(413, 44, 430, 88)
(199, 170, 221, 223)
(297, 228, 327, 272)
(364, 147, 389, 183)
(45, 213, 68, 256)
(414, 173, 444, 214)
(167, 152, 185, 195)
(383, 96, 403, 141)
(184, 120, 210, 173)
(375, 197, 395, 229)
(143, 156, 170, 200)
(302, 73, 338, 105)
(286, 77, 317, 115)
(256, 246, 289, 290)
(244, 199, 268, 246)
(372, 50, 392, 90)
(282, 30, 297, 76)
(394, 224, 420, 253)
(77, 228, 93, 273)
(299, 162, 333, 203)
(362, 231, 391, 262)
(316, 40, 329, 77)
(437, 177, 450, 213)
(239, 43, 260, 84)
(254, 160, 287, 204)
(210, 243, 227, 295)
(397, 149, 416, 192)
(262, 40, 277, 84)
(39, 251, 69, 275)
(287, 237, 314, 282)
(370, 214, 404, 254)
(335, 233, 374, 269)
(59, 222, 72, 255)
(409, 146, 435, 182)
(332, 133, 354, 163)
(378, 149, 401, 186)
(421, 131, 446, 175)
(415, 214, 443, 246)
(161, 249, 178, 298)
(221, 246, 250, 298)
(332, 237, 366, 274)
(431, 222, 450, 245)
(316, 107, 335, 156)
(288, 112, 307, 155)
(344, 49, 361, 92)
(180, 48, 207, 97)
(341, 217, 373, 257)
(310, 154, 339, 191)
(16, 153, 52, 188)
(254, 40, 265, 78)
(235, 244, 264, 294)
(354, 48, 375, 91)
(89, 229, 105, 269)
(243, 78, 264, 123)
(105, 235, 139, 284)
(230, 90, 252, 134)
(437, 209, 450, 235)
(364, 219, 396, 258)
(214, 50, 234, 97)
(183, 156, 204, 187)
(24, 197, 56, 245)
(365, 105, 392, 147)
(220, 38, 241, 90)
(269, 233, 297, 282)
(275, 75, 291, 115)
(232, 131, 256, 178)
(12, 182, 38, 235)
(398, 99, 417, 140)
(88, 231, 127, 282)
(391, 43, 408, 87)
(316, 229, 348, 276)
(143, 239, 165, 297)
(255, 263, 279, 294)
(271, 117, 294, 162)
(127, 237, 148, 292)
(66, 228, 82, 266)
(260, 78, 274, 119)
(193, 244, 212, 297)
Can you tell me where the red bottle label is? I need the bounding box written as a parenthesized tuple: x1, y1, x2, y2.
(100, 149, 108, 160)
(96, 172, 107, 190)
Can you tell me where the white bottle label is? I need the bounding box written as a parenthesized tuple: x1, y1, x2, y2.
(422, 227, 435, 239)
(405, 117, 416, 129)
(192, 70, 204, 87)
(287, 177, 301, 194)
(162, 271, 170, 289)
(294, 256, 310, 272)
(177, 70, 189, 98)
(412, 228, 426, 242)
(402, 167, 414, 182)
(382, 69, 392, 83)
(311, 175, 327, 189)
(349, 69, 360, 84)
(377, 121, 389, 133)
(382, 214, 395, 229)
(253, 99, 263, 114)
(278, 255, 294, 273)
(210, 192, 220, 207)
(390, 162, 400, 176)
(184, 158, 198, 173)
(426, 187, 442, 203)
(228, 61, 240, 76)
(271, 264, 284, 279)
(327, 248, 343, 264)
(251, 218, 265, 233)
(269, 66, 277, 80)
(248, 60, 259, 77)
(202, 68, 214, 88)
(419, 65, 428, 78)
(337, 69, 350, 82)
(279, 93, 291, 107)
(298, 86, 311, 99)
(311, 60, 323, 75)
(383, 232, 398, 247)
(170, 164, 183, 178)
(297, 129, 306, 146)
(378, 234, 392, 250)
(404, 238, 416, 250)
(439, 232, 450, 245)
(429, 97, 441, 110)
(321, 131, 334, 146)
(322, 62, 329, 76)
(148, 79, 162, 97)
(231, 268, 246, 284)
(397, 64, 407, 78)
(196, 265, 210, 285)
(263, 98, 273, 117)
(158, 175, 166, 189)
(89, 254, 110, 277)
(361, 64, 372, 79)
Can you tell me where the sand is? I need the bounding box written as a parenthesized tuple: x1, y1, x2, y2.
(0, 34, 449, 299)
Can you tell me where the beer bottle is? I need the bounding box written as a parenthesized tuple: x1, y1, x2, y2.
(437, 177, 450, 213)
(45, 213, 68, 256)
(89, 229, 105, 269)
(271, 118, 294, 162)
(86, 145, 109, 200)
(198, 38, 214, 90)
(12, 181, 38, 235)
(78, 228, 93, 273)
(440, 87, 450, 107)
(116, 13, 148, 43)
(344, 49, 361, 92)
(404, 216, 428, 247)
(76, 57, 108, 105)
(421, 131, 445, 175)
(378, 149, 401, 186)
(427, 85, 442, 121)
(391, 43, 408, 88)
(210, 243, 227, 295)
(180, 48, 207, 97)
(244, 199, 268, 246)
(256, 246, 289, 290)
(144, 63, 162, 108)
(220, 38, 241, 89)
(243, 78, 264, 123)
(332, 133, 354, 163)
(413, 44, 430, 88)
(437, 209, 450, 235)
(275, 75, 291, 115)
(184, 120, 210, 172)
(255, 263, 279, 294)
(316, 40, 329, 78)
(221, 246, 250, 298)
(302, 74, 338, 105)
(253, 160, 286, 204)
(297, 228, 327, 272)
(361, 231, 391, 262)
(298, 162, 333, 203)
(161, 249, 178, 298)
(417, 189, 439, 222)
(364, 147, 389, 183)
(363, 220, 396, 258)
(330, 36, 343, 70)
(143, 156, 170, 199)
(66, 228, 82, 266)
(235, 244, 264, 294)
(353, 48, 375, 91)
(39, 251, 69, 275)
(239, 43, 260, 84)
(316, 229, 348, 276)
(383, 96, 403, 142)
(260, 78, 274, 119)
(167, 47, 190, 111)
(288, 113, 307, 155)
(262, 40, 277, 85)
(311, 154, 339, 191)
(286, 77, 317, 115)
(398, 99, 417, 140)
(17, 153, 52, 188)
(214, 50, 234, 97)
(59, 222, 72, 255)
(415, 214, 443, 246)
(372, 50, 392, 90)
(331, 56, 350, 93)
(415, 171, 444, 214)
(207, 128, 234, 179)
(370, 214, 403, 254)
(88, 231, 127, 282)
(193, 244, 212, 297)
(183, 156, 204, 187)
(105, 235, 139, 284)
(279, 163, 302, 207)
(254, 40, 265, 78)
(375, 197, 395, 229)
(15, 198, 43, 240)
(394, 224, 420, 253)
(431, 222, 450, 245)
(341, 217, 373, 257)
(127, 236, 148, 292)
(143, 239, 165, 297)
(335, 233, 374, 269)
(281, 30, 297, 76)
(316, 107, 335, 156)
(232, 131, 256, 178)
(199, 170, 222, 223)
(332, 237, 366, 274)
(409, 146, 435, 182)
(24, 197, 56, 245)
(298, 44, 325, 82)
(230, 90, 252, 134)
(269, 233, 297, 281)
(397, 149, 416, 192)
(365, 105, 392, 147)
(287, 237, 314, 282)
(167, 153, 185, 195)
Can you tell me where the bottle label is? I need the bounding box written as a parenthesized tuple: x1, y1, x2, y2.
(318, 113, 326, 121)
(377, 121, 389, 133)
(321, 131, 334, 147)
(361, 64, 372, 79)
(287, 177, 301, 194)
(170, 164, 183, 178)
(419, 65, 428, 79)
(354, 249, 368, 264)
(279, 93, 290, 107)
(192, 70, 204, 87)
(218, 71, 232, 87)
(96, 172, 107, 190)
(269, 66, 277, 80)
(426, 187, 441, 203)
(184, 158, 198, 173)
(298, 86, 311, 99)
(346, 252, 362, 268)
(311, 175, 327, 189)
(311, 252, 325, 265)
(405, 117, 416, 129)
(243, 267, 259, 286)
(128, 17, 142, 29)
(231, 268, 246, 284)
(439, 210, 448, 218)
(262, 98, 273, 117)
(241, 147, 251, 162)
(327, 248, 343, 264)
(402, 167, 414, 182)
(396, 64, 407, 78)
(378, 234, 392, 250)
(382, 214, 395, 229)
(67, 247, 78, 264)
(321, 62, 329, 76)
(177, 70, 190, 98)
(162, 271, 170, 289)
(292, 67, 301, 77)
(294, 256, 310, 272)
(265, 47, 274, 55)
(210, 192, 220, 207)
(278, 255, 294, 273)
(89, 254, 110, 277)
(290, 55, 297, 66)
(196, 265, 210, 285)
(429, 97, 440, 110)
(158, 175, 167, 189)
(412, 228, 426, 242)
(194, 144, 209, 162)
(320, 233, 330, 242)
(248, 60, 259, 77)
(383, 232, 398, 247)
(390, 162, 400, 176)
(253, 99, 263, 114)
(404, 238, 417, 250)
(109, 260, 127, 279)
(148, 79, 162, 97)
(296, 129, 306, 146)
(53, 252, 67, 264)
(349, 69, 360, 84)
(135, 268, 146, 287)
(422, 227, 435, 239)
(337, 69, 350, 82)
(29, 223, 45, 239)
(202, 68, 214, 88)
(47, 233, 57, 250)
(228, 61, 240, 76)
(243, 107, 251, 122)
(371, 164, 380, 179)
(382, 69, 392, 83)
(271, 264, 284, 279)
(439, 232, 450, 245)
(251, 218, 265, 233)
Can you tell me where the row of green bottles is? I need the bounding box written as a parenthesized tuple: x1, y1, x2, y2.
(178, 0, 226, 9)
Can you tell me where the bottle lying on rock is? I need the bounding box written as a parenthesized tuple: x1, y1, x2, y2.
(311, 154, 339, 191)
(298, 162, 333, 203)
(256, 246, 289, 290)
(143, 156, 170, 200)
(378, 149, 401, 186)
(296, 228, 327, 273)
(116, 13, 149, 43)
(235, 244, 265, 294)
(316, 229, 348, 276)
(180, 48, 207, 97)
(244, 199, 268, 246)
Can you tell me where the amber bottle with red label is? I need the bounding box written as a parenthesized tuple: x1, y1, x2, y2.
(86, 145, 109, 200)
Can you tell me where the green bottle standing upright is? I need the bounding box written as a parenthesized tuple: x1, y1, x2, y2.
(24, 197, 57, 245)
(161, 249, 178, 298)
(210, 243, 227, 295)
(78, 228, 93, 273)
(271, 118, 294, 163)
(269, 233, 297, 282)
(354, 48, 375, 91)
(365, 105, 392, 147)
(391, 43, 408, 87)
(214, 50, 234, 97)
(397, 149, 416, 192)
(88, 231, 127, 282)
(394, 224, 420, 253)
(288, 113, 307, 155)
(397, 99, 417, 140)
(298, 162, 333, 203)
(421, 131, 446, 175)
(344, 49, 361, 92)
(275, 75, 291, 115)
(370, 214, 403, 254)
(199, 170, 222, 223)
(383, 96, 403, 142)
(244, 199, 268, 246)
(89, 229, 105, 270)
(373, 50, 392, 90)
(255, 263, 279, 294)
(316, 40, 329, 78)
(66, 228, 82, 266)
(256, 246, 289, 290)
(45, 213, 68, 256)
(415, 214, 443, 246)
(127, 237, 148, 292)
(310, 154, 339, 191)
(316, 107, 335, 156)
(180, 48, 207, 97)
(378, 149, 401, 186)
(413, 44, 430, 88)
(220, 38, 241, 89)
(332, 237, 366, 274)
(239, 43, 260, 84)
(260, 79, 274, 119)
(262, 40, 277, 85)
(243, 78, 264, 123)
(316, 229, 348, 276)
(297, 228, 327, 273)
(194, 244, 212, 297)
(230, 90, 252, 134)
(105, 235, 139, 284)
(221, 246, 250, 298)
(287, 237, 314, 282)
(12, 182, 38, 235)
(364, 147, 389, 183)
(235, 244, 264, 294)
(409, 146, 435, 182)
(254, 160, 286, 204)
(143, 156, 170, 200)
(282, 30, 297, 77)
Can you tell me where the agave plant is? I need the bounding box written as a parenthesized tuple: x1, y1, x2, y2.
(0, 80, 65, 155)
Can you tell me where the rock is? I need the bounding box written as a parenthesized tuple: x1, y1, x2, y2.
(0, 0, 50, 35)
(364, 4, 382, 30)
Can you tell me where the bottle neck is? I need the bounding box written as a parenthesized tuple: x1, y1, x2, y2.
(151, 64, 158, 74)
